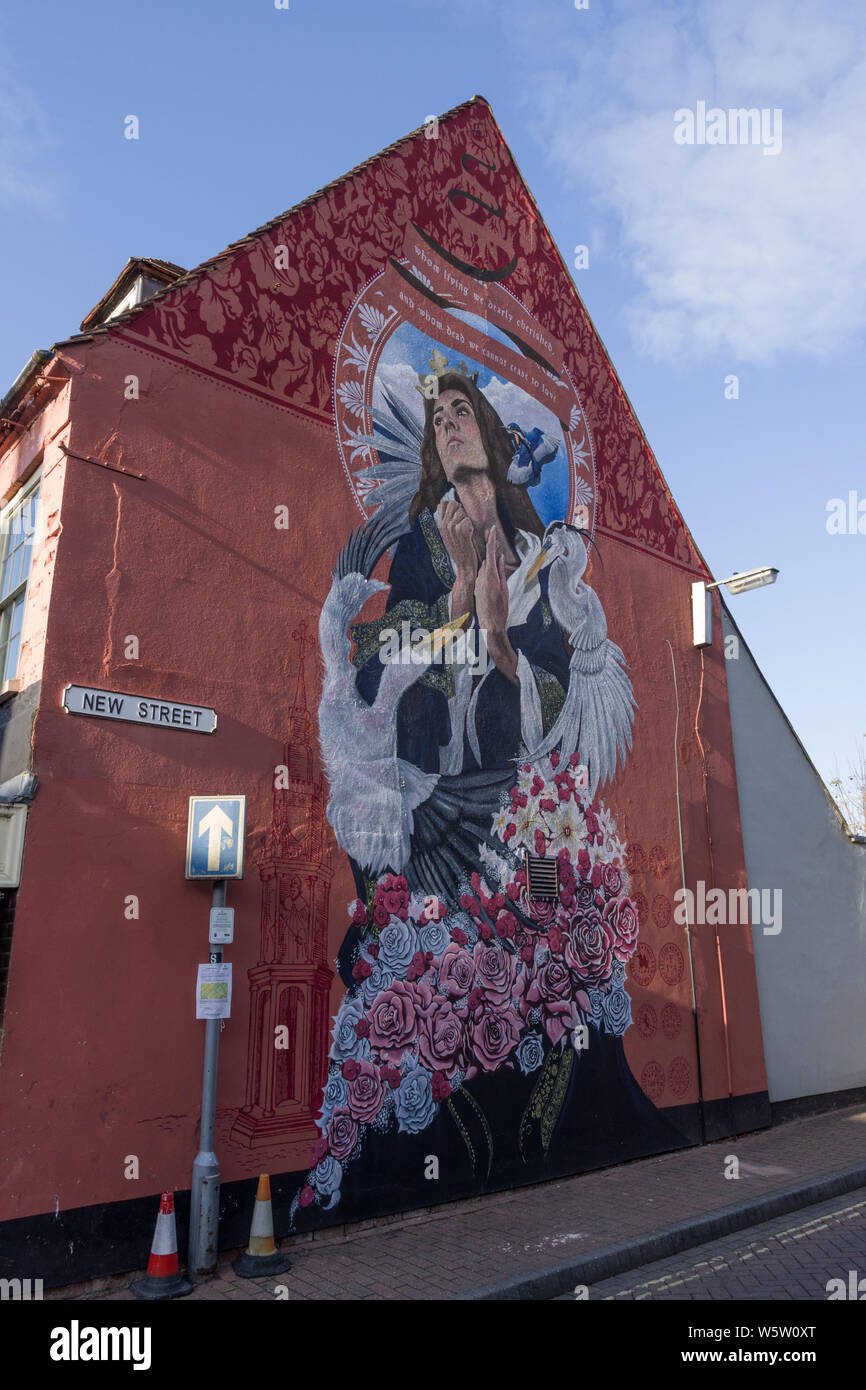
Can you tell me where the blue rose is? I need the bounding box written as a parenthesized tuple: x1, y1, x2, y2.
(377, 920, 419, 977)
(515, 1030, 545, 1075)
(318, 1068, 348, 1128)
(599, 983, 632, 1036)
(311, 1156, 343, 1197)
(329, 995, 369, 1063)
(361, 958, 392, 1005)
(419, 919, 450, 957)
(395, 1060, 437, 1135)
(587, 988, 605, 1028)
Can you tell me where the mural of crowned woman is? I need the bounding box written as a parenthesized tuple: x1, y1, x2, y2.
(290, 357, 687, 1228)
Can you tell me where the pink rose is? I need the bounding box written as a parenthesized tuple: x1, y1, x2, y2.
(471, 1003, 521, 1072)
(602, 864, 623, 899)
(527, 898, 556, 929)
(530, 956, 573, 1004)
(346, 1058, 386, 1123)
(473, 942, 516, 1005)
(366, 980, 421, 1064)
(326, 1107, 359, 1162)
(417, 996, 466, 1078)
(605, 896, 640, 962)
(564, 911, 615, 987)
(516, 955, 581, 1045)
(299, 1185, 315, 1208)
(437, 944, 475, 999)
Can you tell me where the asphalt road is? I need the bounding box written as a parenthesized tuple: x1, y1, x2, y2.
(556, 1187, 866, 1300)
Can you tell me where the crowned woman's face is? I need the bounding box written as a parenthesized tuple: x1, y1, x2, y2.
(433, 389, 489, 483)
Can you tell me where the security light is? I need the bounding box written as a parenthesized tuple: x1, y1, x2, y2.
(691, 568, 778, 647)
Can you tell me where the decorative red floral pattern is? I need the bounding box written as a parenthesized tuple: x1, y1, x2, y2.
(119, 100, 699, 565)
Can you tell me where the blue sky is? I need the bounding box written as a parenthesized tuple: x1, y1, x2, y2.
(1, 0, 863, 806)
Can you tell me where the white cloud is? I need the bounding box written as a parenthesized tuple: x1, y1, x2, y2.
(503, 0, 866, 363)
(481, 375, 562, 436)
(373, 361, 425, 424)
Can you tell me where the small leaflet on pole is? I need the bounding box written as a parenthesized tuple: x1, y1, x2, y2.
(209, 907, 235, 945)
(196, 963, 232, 1019)
(186, 796, 246, 879)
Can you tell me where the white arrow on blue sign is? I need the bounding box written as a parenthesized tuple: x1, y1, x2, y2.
(185, 796, 246, 880)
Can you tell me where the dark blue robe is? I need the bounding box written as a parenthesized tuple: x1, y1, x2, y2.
(352, 506, 571, 774)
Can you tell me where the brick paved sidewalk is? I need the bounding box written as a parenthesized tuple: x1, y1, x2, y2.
(49, 1101, 866, 1301)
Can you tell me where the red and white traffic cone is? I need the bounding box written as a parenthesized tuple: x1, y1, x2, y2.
(131, 1191, 193, 1300)
(232, 1174, 291, 1277)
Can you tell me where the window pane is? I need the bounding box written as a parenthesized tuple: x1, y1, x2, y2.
(0, 485, 39, 678)
(0, 601, 13, 681)
(2, 597, 23, 681)
(0, 487, 39, 600)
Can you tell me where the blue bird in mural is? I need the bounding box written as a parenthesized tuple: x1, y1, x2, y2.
(504, 422, 560, 488)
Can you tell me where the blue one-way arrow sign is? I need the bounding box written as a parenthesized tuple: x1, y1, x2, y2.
(186, 796, 246, 879)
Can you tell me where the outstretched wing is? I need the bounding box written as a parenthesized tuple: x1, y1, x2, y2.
(333, 504, 406, 581)
(533, 583, 636, 791)
(349, 384, 424, 541)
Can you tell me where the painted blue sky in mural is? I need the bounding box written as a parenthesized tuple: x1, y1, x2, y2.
(374, 320, 573, 527)
(1, 0, 864, 800)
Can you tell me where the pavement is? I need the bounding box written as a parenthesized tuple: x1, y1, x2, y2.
(48, 1100, 866, 1301)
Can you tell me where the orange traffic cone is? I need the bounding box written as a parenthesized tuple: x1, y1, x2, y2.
(233, 1174, 291, 1277)
(131, 1191, 193, 1300)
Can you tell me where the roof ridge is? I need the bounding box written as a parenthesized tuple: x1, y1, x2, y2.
(54, 95, 492, 354)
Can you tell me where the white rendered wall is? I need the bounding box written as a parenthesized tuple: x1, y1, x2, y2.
(722, 602, 866, 1102)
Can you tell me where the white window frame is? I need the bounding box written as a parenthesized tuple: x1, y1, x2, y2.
(0, 472, 41, 696)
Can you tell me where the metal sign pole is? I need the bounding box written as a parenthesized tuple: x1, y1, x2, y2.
(189, 878, 226, 1282)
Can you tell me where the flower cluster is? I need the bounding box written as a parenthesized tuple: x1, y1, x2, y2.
(292, 755, 638, 1221)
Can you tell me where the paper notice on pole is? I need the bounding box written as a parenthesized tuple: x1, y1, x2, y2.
(195, 963, 232, 1019)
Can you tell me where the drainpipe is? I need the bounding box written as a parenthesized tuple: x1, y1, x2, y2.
(665, 640, 706, 1143)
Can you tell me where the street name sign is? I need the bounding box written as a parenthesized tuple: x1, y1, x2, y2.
(63, 685, 217, 734)
(186, 796, 246, 879)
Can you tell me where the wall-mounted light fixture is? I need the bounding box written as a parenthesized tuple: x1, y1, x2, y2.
(691, 567, 778, 648)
